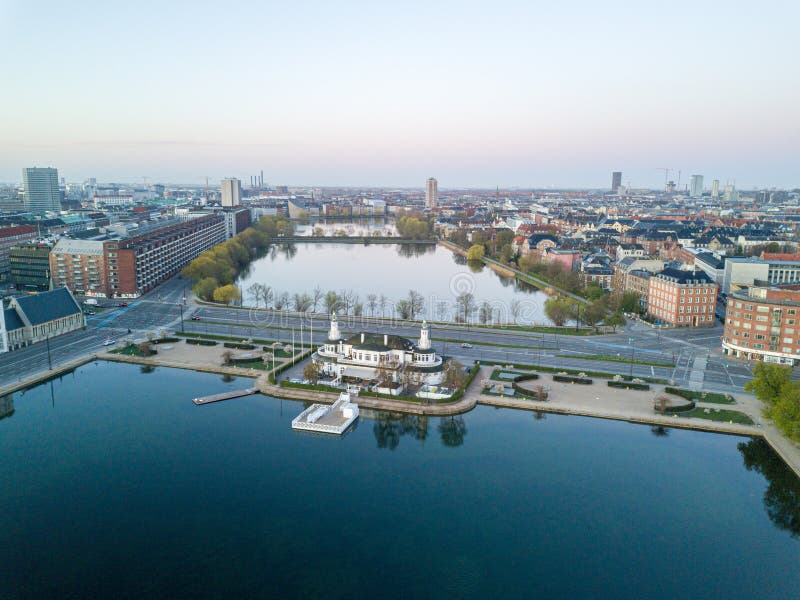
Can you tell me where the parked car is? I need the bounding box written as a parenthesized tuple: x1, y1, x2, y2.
(288, 378, 304, 384)
(191, 316, 201, 320)
(117, 302, 129, 307)
(84, 310, 96, 316)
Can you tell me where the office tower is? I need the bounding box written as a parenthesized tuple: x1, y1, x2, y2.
(425, 177, 438, 208)
(711, 179, 720, 200)
(220, 177, 241, 207)
(22, 167, 60, 214)
(611, 171, 622, 194)
(689, 174, 704, 197)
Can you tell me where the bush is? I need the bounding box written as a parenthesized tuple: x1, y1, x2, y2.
(553, 375, 592, 384)
(185, 338, 218, 346)
(224, 342, 255, 350)
(152, 337, 180, 344)
(664, 387, 735, 404)
(608, 381, 650, 391)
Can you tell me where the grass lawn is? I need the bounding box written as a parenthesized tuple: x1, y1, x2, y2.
(556, 353, 674, 368)
(225, 360, 270, 370)
(669, 407, 754, 425)
(110, 344, 154, 357)
(666, 387, 736, 405)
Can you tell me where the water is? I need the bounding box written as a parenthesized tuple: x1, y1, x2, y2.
(2, 361, 799, 598)
(236, 242, 551, 323)
(293, 216, 397, 237)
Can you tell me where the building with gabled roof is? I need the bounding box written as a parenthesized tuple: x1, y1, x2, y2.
(0, 287, 84, 352)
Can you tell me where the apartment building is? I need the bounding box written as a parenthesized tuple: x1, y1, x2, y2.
(50, 215, 226, 298)
(0, 225, 38, 282)
(722, 285, 800, 365)
(647, 267, 718, 327)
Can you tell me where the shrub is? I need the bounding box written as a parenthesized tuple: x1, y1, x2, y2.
(224, 342, 255, 350)
(608, 381, 650, 391)
(553, 375, 592, 384)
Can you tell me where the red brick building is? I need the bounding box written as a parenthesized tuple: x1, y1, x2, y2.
(0, 225, 38, 282)
(722, 285, 800, 365)
(647, 267, 718, 327)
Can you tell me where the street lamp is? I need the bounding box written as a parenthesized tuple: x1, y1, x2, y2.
(179, 303, 184, 333)
(629, 336, 635, 379)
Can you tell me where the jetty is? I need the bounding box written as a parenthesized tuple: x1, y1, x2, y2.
(193, 387, 258, 405)
(291, 392, 360, 434)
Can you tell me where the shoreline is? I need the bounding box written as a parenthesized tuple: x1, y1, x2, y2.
(4, 350, 799, 478)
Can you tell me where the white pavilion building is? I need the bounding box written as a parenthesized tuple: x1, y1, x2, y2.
(314, 313, 444, 386)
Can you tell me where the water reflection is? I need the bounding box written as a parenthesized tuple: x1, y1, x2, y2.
(650, 425, 670, 436)
(140, 365, 156, 374)
(438, 416, 467, 447)
(372, 412, 430, 450)
(0, 394, 14, 421)
(396, 243, 436, 258)
(739, 438, 800, 538)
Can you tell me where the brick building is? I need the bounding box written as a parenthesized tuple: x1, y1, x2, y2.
(51, 215, 226, 298)
(722, 285, 800, 364)
(647, 267, 718, 327)
(0, 225, 38, 282)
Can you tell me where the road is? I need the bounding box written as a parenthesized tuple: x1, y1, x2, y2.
(0, 274, 754, 393)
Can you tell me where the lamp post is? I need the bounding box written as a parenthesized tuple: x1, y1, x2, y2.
(179, 303, 184, 333)
(629, 336, 635, 379)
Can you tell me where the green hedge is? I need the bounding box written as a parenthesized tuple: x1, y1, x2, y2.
(281, 381, 341, 393)
(152, 337, 180, 344)
(224, 342, 256, 350)
(480, 360, 668, 384)
(186, 338, 217, 346)
(608, 381, 650, 391)
(553, 375, 592, 384)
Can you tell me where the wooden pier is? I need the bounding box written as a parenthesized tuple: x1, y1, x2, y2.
(193, 387, 259, 405)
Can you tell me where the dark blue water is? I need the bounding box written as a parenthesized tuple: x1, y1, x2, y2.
(2, 362, 799, 599)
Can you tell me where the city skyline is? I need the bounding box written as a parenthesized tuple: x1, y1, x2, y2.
(1, 1, 798, 188)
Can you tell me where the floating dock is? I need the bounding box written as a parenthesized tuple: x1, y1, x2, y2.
(291, 392, 359, 435)
(193, 387, 258, 405)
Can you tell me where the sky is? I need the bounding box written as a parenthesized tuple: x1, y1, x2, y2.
(0, 0, 798, 189)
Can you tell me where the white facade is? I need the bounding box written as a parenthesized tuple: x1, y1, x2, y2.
(314, 314, 444, 386)
(689, 174, 704, 197)
(221, 177, 241, 207)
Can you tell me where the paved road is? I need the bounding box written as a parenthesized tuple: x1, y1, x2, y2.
(0, 274, 755, 393)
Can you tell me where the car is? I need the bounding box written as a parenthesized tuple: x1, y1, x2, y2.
(117, 302, 129, 307)
(102, 339, 115, 346)
(84, 310, 95, 316)
(288, 378, 304, 384)
(461, 343, 473, 349)
(191, 316, 201, 320)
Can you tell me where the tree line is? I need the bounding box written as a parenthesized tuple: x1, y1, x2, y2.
(182, 215, 294, 302)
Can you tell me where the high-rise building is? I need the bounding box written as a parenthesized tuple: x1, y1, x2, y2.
(425, 177, 438, 208)
(22, 167, 60, 214)
(221, 177, 241, 207)
(711, 179, 720, 200)
(689, 174, 704, 197)
(611, 171, 622, 194)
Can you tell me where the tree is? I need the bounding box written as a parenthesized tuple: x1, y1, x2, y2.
(213, 284, 241, 305)
(455, 291, 476, 323)
(192, 277, 219, 301)
(303, 361, 321, 384)
(324, 290, 339, 314)
(585, 282, 606, 301)
(510, 299, 522, 324)
(247, 283, 263, 307)
(408, 290, 424, 319)
(605, 311, 626, 332)
(544, 296, 577, 327)
(479, 301, 492, 324)
(616, 291, 642, 314)
(467, 244, 485, 261)
(745, 362, 793, 411)
(378, 294, 387, 319)
(395, 299, 412, 320)
(366, 294, 378, 317)
(312, 286, 323, 312)
(583, 297, 609, 329)
(442, 359, 468, 389)
(274, 291, 290, 310)
(137, 341, 154, 357)
(293, 292, 312, 313)
(770, 384, 800, 442)
(221, 350, 233, 365)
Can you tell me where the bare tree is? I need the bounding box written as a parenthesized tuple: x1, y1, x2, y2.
(456, 292, 476, 324)
(262, 285, 273, 308)
(247, 283, 262, 307)
(479, 301, 492, 324)
(324, 291, 339, 314)
(510, 299, 522, 324)
(379, 294, 387, 319)
(274, 291, 290, 310)
(221, 350, 233, 365)
(408, 290, 424, 320)
(366, 294, 378, 317)
(312, 286, 323, 313)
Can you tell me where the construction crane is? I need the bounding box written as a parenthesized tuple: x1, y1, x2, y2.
(655, 168, 671, 192)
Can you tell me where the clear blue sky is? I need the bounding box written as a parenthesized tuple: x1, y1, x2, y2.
(1, 0, 797, 188)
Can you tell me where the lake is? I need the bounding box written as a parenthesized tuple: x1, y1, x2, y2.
(2, 361, 799, 598)
(236, 242, 552, 323)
